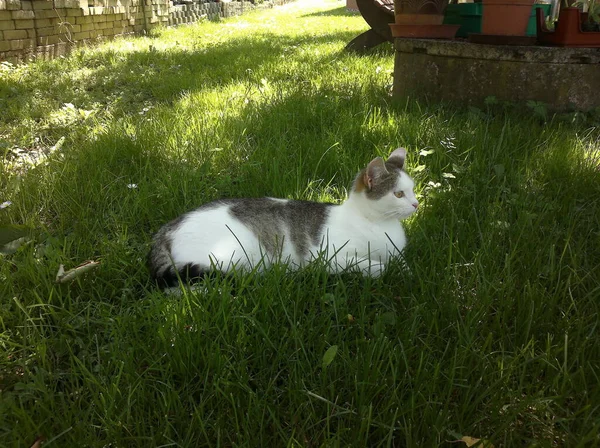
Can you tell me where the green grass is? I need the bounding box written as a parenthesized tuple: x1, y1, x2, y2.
(1, 0, 600, 446)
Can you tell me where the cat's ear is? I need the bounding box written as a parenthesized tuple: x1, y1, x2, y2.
(364, 157, 388, 190)
(387, 147, 406, 170)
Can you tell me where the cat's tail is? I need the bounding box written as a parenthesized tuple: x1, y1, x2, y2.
(148, 228, 180, 288)
(148, 230, 207, 288)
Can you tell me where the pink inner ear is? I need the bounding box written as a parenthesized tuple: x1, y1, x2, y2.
(363, 171, 372, 189)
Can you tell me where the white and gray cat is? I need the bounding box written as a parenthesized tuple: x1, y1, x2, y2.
(149, 148, 419, 287)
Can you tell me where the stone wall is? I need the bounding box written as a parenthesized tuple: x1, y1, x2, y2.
(393, 38, 600, 112)
(0, 0, 284, 63)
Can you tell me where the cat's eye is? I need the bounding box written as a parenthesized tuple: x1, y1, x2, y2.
(394, 191, 404, 198)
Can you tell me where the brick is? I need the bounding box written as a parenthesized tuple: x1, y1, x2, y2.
(71, 29, 89, 39)
(34, 17, 52, 26)
(75, 15, 91, 23)
(10, 38, 34, 49)
(96, 20, 111, 28)
(26, 28, 35, 37)
(0, 41, 9, 51)
(14, 18, 33, 28)
(0, 0, 5, 9)
(21, 0, 32, 9)
(37, 34, 60, 44)
(35, 25, 57, 36)
(65, 8, 84, 16)
(6, 0, 20, 10)
(0, 19, 15, 29)
(32, 1, 53, 10)
(34, 9, 56, 18)
(11, 9, 34, 18)
(0, 11, 11, 19)
(79, 21, 93, 30)
(94, 13, 106, 21)
(3, 28, 27, 38)
(53, 0, 74, 7)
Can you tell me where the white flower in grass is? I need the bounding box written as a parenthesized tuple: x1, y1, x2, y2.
(127, 183, 138, 189)
(0, 201, 12, 209)
(375, 66, 382, 74)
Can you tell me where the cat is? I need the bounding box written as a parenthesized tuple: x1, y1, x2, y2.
(148, 148, 419, 288)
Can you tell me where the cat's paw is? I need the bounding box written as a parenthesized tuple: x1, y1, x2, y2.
(363, 261, 386, 278)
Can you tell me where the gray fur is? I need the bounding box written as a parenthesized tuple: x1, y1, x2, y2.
(365, 162, 402, 200)
(148, 198, 333, 283)
(228, 198, 332, 257)
(148, 214, 185, 280)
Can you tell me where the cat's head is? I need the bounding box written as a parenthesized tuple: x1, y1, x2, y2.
(352, 148, 419, 220)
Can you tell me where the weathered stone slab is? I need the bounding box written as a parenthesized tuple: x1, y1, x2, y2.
(393, 38, 600, 112)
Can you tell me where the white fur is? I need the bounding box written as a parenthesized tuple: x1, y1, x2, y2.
(168, 169, 417, 278)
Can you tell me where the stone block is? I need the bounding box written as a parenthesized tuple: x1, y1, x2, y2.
(0, 40, 10, 51)
(32, 1, 53, 9)
(65, 8, 84, 16)
(393, 38, 600, 112)
(11, 9, 34, 18)
(35, 25, 57, 35)
(10, 37, 34, 49)
(34, 9, 56, 18)
(14, 18, 33, 28)
(6, 0, 20, 10)
(0, 0, 5, 10)
(3, 28, 26, 38)
(80, 21, 93, 30)
(35, 17, 52, 26)
(71, 29, 89, 39)
(0, 10, 11, 18)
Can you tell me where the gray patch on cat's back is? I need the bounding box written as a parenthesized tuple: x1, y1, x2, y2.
(365, 163, 402, 200)
(229, 198, 333, 258)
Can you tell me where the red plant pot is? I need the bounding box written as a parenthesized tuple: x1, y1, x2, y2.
(482, 0, 536, 36)
(390, 13, 460, 38)
(537, 7, 600, 47)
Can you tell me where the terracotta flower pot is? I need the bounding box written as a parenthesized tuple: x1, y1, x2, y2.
(394, 13, 444, 25)
(537, 7, 600, 47)
(482, 0, 536, 36)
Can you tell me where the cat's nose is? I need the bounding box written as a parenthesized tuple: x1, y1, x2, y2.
(412, 202, 419, 209)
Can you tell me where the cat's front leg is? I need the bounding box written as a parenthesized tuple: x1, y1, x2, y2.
(358, 259, 386, 278)
(327, 257, 386, 278)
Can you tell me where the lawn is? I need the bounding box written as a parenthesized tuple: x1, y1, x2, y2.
(1, 0, 600, 446)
